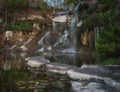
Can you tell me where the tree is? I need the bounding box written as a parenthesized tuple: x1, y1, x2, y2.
(37, 0, 49, 16)
(0, 0, 28, 25)
(96, 0, 120, 60)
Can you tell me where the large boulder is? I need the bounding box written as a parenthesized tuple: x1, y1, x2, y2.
(26, 56, 50, 68)
(45, 63, 73, 74)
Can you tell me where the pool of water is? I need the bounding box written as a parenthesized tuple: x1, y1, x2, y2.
(47, 52, 94, 67)
(0, 49, 94, 92)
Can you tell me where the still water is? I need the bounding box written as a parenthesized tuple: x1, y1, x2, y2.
(0, 49, 94, 92)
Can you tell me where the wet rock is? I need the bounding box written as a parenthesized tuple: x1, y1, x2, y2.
(67, 65, 120, 91)
(105, 65, 120, 74)
(26, 56, 50, 68)
(71, 80, 118, 92)
(80, 65, 120, 83)
(71, 81, 83, 92)
(46, 63, 71, 74)
(67, 69, 101, 80)
(80, 65, 113, 77)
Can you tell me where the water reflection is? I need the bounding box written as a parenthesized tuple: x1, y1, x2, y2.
(0, 49, 94, 70)
(48, 51, 94, 67)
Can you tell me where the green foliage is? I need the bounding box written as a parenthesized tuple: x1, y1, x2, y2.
(65, 0, 78, 6)
(36, 0, 49, 16)
(37, 0, 48, 9)
(64, 0, 81, 10)
(6, 21, 34, 31)
(98, 0, 116, 10)
(102, 58, 120, 65)
(80, 11, 97, 31)
(96, 0, 120, 60)
(5, 0, 28, 13)
(0, 0, 27, 13)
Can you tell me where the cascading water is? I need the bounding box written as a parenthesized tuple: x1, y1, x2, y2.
(37, 3, 81, 53)
(54, 30, 69, 48)
(38, 31, 53, 52)
(70, 3, 81, 50)
(61, 3, 81, 53)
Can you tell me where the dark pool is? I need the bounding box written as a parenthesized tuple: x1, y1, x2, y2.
(47, 52, 94, 67)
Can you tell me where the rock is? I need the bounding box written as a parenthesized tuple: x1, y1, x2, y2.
(105, 65, 120, 73)
(20, 52, 27, 58)
(9, 45, 17, 50)
(47, 46, 52, 51)
(52, 15, 68, 23)
(46, 63, 71, 74)
(5, 31, 13, 40)
(26, 60, 120, 91)
(67, 69, 102, 80)
(87, 81, 119, 92)
(71, 80, 118, 92)
(38, 47, 45, 52)
(26, 56, 50, 68)
(67, 66, 120, 91)
(77, 20, 83, 27)
(80, 65, 113, 77)
(20, 46, 28, 51)
(103, 78, 120, 91)
(71, 81, 83, 92)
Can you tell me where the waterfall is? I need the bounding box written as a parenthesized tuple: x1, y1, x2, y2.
(54, 30, 69, 48)
(37, 2, 82, 53)
(38, 31, 51, 45)
(94, 26, 99, 47)
(70, 3, 81, 50)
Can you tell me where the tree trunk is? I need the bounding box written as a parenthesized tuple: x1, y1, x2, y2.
(53, 0, 56, 14)
(5, 6, 7, 26)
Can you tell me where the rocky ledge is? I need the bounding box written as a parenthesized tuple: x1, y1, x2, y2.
(25, 56, 120, 92)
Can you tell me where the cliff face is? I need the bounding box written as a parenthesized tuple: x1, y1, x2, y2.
(75, 0, 120, 49)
